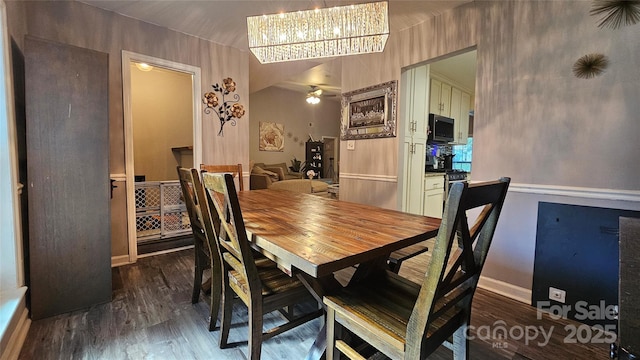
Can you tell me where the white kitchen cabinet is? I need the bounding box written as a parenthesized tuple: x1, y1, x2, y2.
(423, 175, 445, 218)
(458, 92, 471, 142)
(429, 79, 452, 117)
(450, 90, 471, 144)
(400, 65, 429, 215)
(430, 75, 472, 144)
(450, 87, 461, 141)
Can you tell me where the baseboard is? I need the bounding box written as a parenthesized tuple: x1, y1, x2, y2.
(111, 254, 131, 268)
(0, 289, 30, 360)
(478, 276, 531, 305)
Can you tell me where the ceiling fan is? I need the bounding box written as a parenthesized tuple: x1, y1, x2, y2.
(306, 85, 336, 104)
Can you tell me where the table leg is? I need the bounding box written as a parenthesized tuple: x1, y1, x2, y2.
(298, 259, 389, 360)
(347, 256, 389, 287)
(297, 273, 341, 308)
(296, 273, 343, 360)
(304, 322, 327, 360)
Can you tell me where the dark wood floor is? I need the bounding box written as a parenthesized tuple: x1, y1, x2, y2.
(19, 248, 610, 359)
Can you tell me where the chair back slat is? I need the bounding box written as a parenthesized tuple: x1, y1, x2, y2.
(201, 163, 244, 191)
(406, 177, 510, 357)
(201, 172, 261, 299)
(178, 167, 219, 257)
(178, 167, 204, 233)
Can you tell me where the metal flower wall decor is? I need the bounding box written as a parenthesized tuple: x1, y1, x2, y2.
(572, 53, 609, 79)
(203, 77, 245, 136)
(590, 0, 640, 29)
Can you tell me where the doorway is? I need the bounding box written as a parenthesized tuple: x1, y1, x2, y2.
(399, 48, 476, 215)
(121, 51, 202, 263)
(322, 136, 338, 183)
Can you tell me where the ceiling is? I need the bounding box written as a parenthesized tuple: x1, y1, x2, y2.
(430, 50, 477, 93)
(80, 0, 472, 97)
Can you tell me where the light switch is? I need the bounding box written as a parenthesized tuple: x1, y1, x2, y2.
(347, 140, 355, 150)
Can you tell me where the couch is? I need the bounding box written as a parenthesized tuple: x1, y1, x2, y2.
(250, 163, 329, 196)
(254, 162, 302, 180)
(250, 162, 303, 190)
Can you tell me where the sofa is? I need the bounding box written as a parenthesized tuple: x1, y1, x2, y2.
(250, 162, 303, 190)
(254, 162, 302, 180)
(250, 162, 329, 196)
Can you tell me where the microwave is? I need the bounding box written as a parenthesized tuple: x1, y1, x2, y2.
(428, 114, 455, 143)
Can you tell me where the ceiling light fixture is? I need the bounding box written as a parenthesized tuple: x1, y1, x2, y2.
(306, 86, 323, 104)
(135, 62, 153, 72)
(247, 1, 389, 64)
(306, 94, 320, 104)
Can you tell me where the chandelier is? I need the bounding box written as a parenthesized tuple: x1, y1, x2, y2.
(247, 1, 389, 64)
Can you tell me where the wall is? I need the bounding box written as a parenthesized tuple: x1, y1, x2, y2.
(6, 1, 249, 259)
(131, 65, 192, 181)
(340, 1, 640, 298)
(249, 86, 340, 167)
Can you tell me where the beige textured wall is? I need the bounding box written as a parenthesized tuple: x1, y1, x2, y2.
(249, 86, 340, 167)
(473, 1, 640, 189)
(131, 65, 193, 181)
(338, 4, 477, 209)
(341, 1, 640, 292)
(10, 1, 249, 257)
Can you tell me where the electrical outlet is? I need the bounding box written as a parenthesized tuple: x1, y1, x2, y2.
(549, 287, 566, 303)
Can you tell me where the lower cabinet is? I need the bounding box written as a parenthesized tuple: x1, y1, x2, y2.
(423, 175, 445, 218)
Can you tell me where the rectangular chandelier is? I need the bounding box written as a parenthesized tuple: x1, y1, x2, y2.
(247, 1, 389, 64)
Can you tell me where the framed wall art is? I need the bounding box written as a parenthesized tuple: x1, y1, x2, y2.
(341, 80, 397, 140)
(259, 122, 285, 151)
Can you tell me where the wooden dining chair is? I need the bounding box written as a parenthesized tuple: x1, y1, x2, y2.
(323, 177, 511, 360)
(200, 172, 323, 360)
(200, 163, 244, 191)
(176, 167, 222, 331)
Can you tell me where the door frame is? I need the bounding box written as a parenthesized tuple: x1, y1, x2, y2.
(121, 51, 202, 264)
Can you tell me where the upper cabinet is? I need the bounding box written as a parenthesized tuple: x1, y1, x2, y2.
(429, 79, 452, 117)
(406, 65, 429, 138)
(429, 76, 471, 145)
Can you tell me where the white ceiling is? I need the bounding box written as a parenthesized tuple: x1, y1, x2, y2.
(430, 49, 477, 93)
(80, 0, 472, 96)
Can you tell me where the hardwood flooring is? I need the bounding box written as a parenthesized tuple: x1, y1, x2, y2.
(19, 248, 610, 359)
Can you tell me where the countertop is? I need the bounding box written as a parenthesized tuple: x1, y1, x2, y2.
(425, 172, 446, 178)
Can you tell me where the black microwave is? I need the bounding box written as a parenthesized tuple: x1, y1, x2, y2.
(428, 114, 455, 143)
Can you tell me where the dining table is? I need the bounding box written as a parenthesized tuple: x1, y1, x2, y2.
(236, 189, 441, 360)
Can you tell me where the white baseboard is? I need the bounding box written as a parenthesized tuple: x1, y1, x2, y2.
(0, 292, 30, 360)
(478, 276, 532, 305)
(111, 254, 131, 268)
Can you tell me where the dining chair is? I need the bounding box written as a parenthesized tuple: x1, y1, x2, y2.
(200, 163, 244, 191)
(323, 177, 511, 360)
(176, 166, 222, 331)
(200, 172, 323, 360)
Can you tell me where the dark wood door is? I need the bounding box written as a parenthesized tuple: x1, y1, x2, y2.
(25, 37, 110, 320)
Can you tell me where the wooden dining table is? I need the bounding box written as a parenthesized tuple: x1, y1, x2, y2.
(236, 189, 441, 360)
